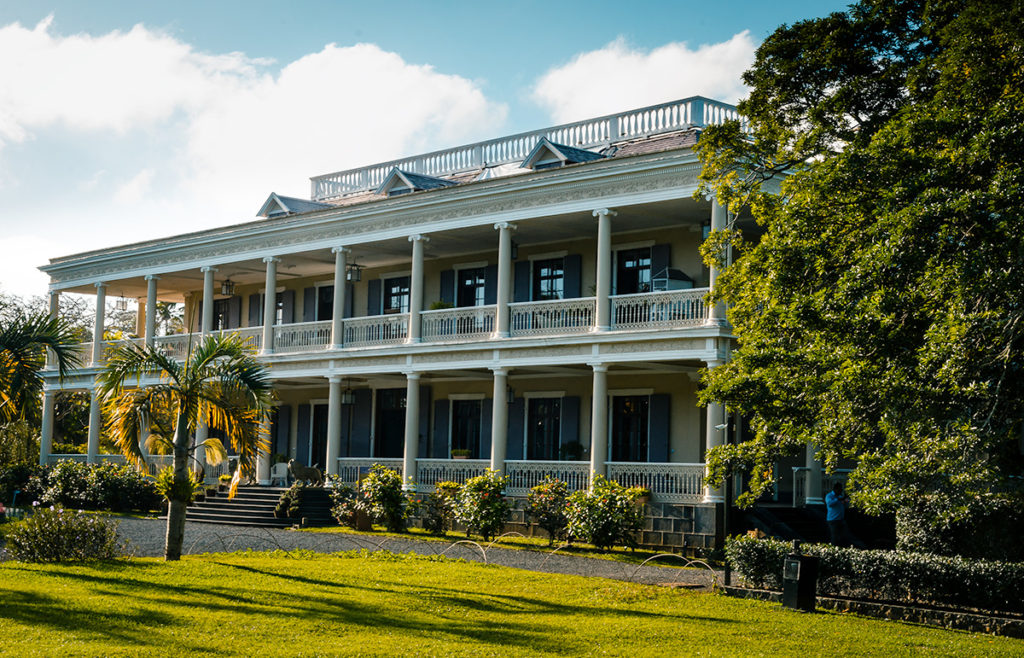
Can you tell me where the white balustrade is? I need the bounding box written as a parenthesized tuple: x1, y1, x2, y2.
(421, 306, 495, 342)
(273, 320, 332, 353)
(606, 462, 705, 503)
(335, 458, 404, 486)
(154, 333, 194, 360)
(343, 314, 409, 347)
(505, 460, 591, 496)
(611, 288, 708, 330)
(509, 298, 595, 337)
(415, 459, 490, 491)
(311, 97, 741, 200)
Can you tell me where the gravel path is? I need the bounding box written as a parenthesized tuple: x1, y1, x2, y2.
(112, 516, 721, 588)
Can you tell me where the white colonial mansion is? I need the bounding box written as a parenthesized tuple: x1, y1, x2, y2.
(36, 96, 832, 536)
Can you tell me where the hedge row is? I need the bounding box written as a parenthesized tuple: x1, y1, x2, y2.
(1, 460, 161, 513)
(726, 535, 1024, 614)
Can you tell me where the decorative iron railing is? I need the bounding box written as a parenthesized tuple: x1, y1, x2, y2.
(343, 314, 409, 347)
(274, 320, 332, 353)
(606, 462, 705, 503)
(504, 460, 591, 496)
(509, 297, 595, 338)
(610, 288, 708, 330)
(415, 458, 490, 491)
(335, 458, 405, 486)
(421, 306, 495, 342)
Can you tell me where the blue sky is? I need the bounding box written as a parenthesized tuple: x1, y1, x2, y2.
(0, 0, 851, 297)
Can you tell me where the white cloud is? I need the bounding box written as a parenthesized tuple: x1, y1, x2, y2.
(0, 17, 506, 296)
(532, 33, 755, 124)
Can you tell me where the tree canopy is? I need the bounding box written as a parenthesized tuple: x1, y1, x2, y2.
(696, 0, 1024, 549)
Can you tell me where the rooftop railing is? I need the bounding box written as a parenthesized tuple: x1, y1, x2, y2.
(310, 96, 741, 201)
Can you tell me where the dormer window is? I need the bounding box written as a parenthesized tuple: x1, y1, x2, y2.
(376, 168, 456, 197)
(256, 192, 332, 218)
(521, 137, 605, 171)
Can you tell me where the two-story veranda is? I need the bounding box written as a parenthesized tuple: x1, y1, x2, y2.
(38, 98, 750, 534)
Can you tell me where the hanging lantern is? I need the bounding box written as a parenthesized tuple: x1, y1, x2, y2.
(221, 278, 236, 296)
(346, 263, 363, 282)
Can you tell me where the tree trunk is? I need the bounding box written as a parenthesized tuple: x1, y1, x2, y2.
(165, 409, 191, 561)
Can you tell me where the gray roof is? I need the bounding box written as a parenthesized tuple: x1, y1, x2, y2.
(546, 141, 606, 163)
(399, 170, 457, 190)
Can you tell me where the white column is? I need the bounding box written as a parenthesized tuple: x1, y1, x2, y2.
(494, 222, 516, 338)
(135, 299, 145, 338)
(708, 199, 727, 324)
(490, 367, 509, 473)
(330, 247, 349, 349)
(402, 372, 420, 489)
(326, 375, 343, 475)
(46, 290, 60, 368)
(257, 418, 272, 485)
(592, 209, 616, 331)
(201, 266, 216, 336)
(589, 364, 609, 482)
(261, 257, 280, 354)
(144, 275, 159, 347)
(39, 390, 56, 466)
(702, 359, 726, 503)
(91, 283, 107, 365)
(87, 385, 102, 464)
(407, 235, 428, 343)
(805, 442, 824, 505)
(193, 422, 208, 479)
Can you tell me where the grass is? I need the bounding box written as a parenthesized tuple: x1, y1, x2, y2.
(0, 551, 1019, 656)
(302, 524, 709, 568)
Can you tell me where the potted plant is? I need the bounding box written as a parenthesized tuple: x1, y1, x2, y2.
(451, 449, 472, 460)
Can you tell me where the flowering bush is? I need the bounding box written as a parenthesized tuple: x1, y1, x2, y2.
(454, 470, 509, 541)
(0, 463, 44, 506)
(726, 536, 1024, 613)
(565, 475, 643, 550)
(328, 479, 362, 527)
(4, 505, 128, 563)
(359, 464, 410, 532)
(35, 460, 161, 512)
(526, 477, 569, 545)
(421, 481, 460, 535)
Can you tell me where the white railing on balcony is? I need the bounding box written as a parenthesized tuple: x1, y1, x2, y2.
(509, 297, 595, 338)
(215, 327, 263, 352)
(274, 320, 332, 353)
(335, 458, 404, 486)
(343, 314, 409, 347)
(792, 468, 852, 507)
(311, 96, 741, 200)
(611, 288, 708, 330)
(606, 462, 705, 503)
(505, 460, 591, 496)
(154, 333, 193, 360)
(415, 458, 490, 491)
(421, 306, 495, 342)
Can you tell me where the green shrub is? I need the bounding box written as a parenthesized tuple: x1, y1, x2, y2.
(0, 420, 39, 465)
(454, 470, 509, 541)
(0, 463, 44, 505)
(153, 466, 203, 504)
(526, 477, 569, 545)
(565, 475, 643, 550)
(4, 505, 128, 563)
(421, 481, 460, 535)
(275, 482, 305, 519)
(328, 481, 362, 528)
(360, 464, 410, 532)
(39, 460, 92, 508)
(89, 462, 162, 512)
(725, 535, 1024, 613)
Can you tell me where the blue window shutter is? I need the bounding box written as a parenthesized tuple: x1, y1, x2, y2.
(296, 404, 311, 465)
(350, 389, 373, 456)
(484, 264, 498, 305)
(513, 261, 531, 302)
(344, 282, 354, 318)
(506, 398, 525, 460)
(559, 396, 580, 460)
(248, 293, 262, 327)
(432, 399, 449, 458)
(440, 270, 455, 305)
(227, 296, 242, 329)
(563, 254, 582, 299)
(649, 394, 671, 462)
(280, 289, 295, 324)
(480, 398, 493, 460)
(303, 287, 316, 322)
(652, 243, 671, 280)
(367, 279, 382, 316)
(418, 385, 431, 458)
(275, 405, 291, 456)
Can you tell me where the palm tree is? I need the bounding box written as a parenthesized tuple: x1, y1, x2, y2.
(0, 313, 80, 424)
(98, 333, 273, 560)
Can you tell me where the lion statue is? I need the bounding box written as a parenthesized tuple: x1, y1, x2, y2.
(288, 459, 324, 487)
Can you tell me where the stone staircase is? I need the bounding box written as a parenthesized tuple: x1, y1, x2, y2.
(183, 485, 334, 528)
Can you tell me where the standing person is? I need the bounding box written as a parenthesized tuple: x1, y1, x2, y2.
(825, 482, 850, 546)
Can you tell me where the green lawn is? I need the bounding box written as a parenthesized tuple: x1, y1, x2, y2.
(0, 551, 1017, 657)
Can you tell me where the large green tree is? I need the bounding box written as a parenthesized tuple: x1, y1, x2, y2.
(98, 334, 273, 560)
(0, 313, 80, 425)
(697, 0, 1024, 555)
